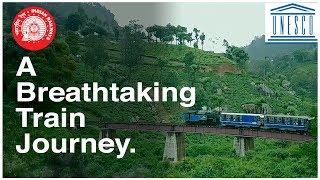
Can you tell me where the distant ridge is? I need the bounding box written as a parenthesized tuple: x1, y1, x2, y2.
(245, 35, 316, 60)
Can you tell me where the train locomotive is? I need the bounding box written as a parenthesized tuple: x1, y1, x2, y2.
(183, 107, 311, 132)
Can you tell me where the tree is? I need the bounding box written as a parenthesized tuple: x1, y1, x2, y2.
(290, 64, 317, 96)
(212, 95, 224, 112)
(193, 42, 198, 49)
(249, 56, 274, 76)
(65, 31, 81, 55)
(84, 35, 109, 81)
(77, 5, 88, 26)
(224, 40, 249, 67)
(163, 35, 174, 43)
(261, 57, 273, 76)
(186, 33, 193, 46)
(176, 25, 187, 45)
(94, 25, 108, 36)
(193, 28, 200, 43)
(146, 25, 156, 42)
(113, 27, 120, 41)
(66, 13, 83, 31)
(120, 21, 145, 75)
(153, 25, 166, 42)
(223, 39, 229, 48)
(176, 32, 186, 45)
(165, 23, 176, 44)
(200, 33, 205, 50)
(128, 19, 143, 32)
(80, 21, 109, 37)
(293, 49, 312, 62)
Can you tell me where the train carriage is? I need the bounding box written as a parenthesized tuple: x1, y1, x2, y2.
(262, 114, 310, 132)
(182, 108, 311, 133)
(220, 112, 262, 128)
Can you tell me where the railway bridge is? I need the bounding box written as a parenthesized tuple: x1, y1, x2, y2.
(99, 122, 314, 162)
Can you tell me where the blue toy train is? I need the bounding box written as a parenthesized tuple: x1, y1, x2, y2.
(183, 107, 311, 132)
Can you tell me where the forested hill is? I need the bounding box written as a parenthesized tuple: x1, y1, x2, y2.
(245, 35, 316, 60)
(5, 2, 119, 28)
(3, 3, 317, 178)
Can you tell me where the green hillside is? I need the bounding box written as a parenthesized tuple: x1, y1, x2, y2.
(4, 39, 317, 177)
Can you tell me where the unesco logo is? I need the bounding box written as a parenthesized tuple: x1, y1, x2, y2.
(265, 3, 318, 44)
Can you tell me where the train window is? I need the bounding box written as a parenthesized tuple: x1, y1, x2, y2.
(226, 115, 231, 120)
(277, 117, 282, 124)
(298, 119, 302, 126)
(293, 119, 298, 125)
(257, 116, 261, 122)
(273, 117, 277, 123)
(300, 119, 304, 126)
(269, 117, 274, 123)
(237, 116, 241, 122)
(284, 117, 290, 125)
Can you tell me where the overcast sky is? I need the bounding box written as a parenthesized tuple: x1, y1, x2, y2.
(103, 3, 264, 52)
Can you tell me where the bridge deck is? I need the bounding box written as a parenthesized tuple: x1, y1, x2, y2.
(104, 123, 314, 141)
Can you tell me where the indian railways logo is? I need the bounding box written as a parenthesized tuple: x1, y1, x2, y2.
(265, 3, 318, 44)
(12, 6, 56, 51)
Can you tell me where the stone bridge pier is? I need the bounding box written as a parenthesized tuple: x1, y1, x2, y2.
(163, 132, 186, 162)
(99, 128, 256, 162)
(234, 136, 254, 157)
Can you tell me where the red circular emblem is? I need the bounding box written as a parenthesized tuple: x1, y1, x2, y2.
(12, 6, 56, 51)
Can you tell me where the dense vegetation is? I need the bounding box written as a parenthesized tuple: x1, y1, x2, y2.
(3, 3, 317, 177)
(247, 41, 317, 101)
